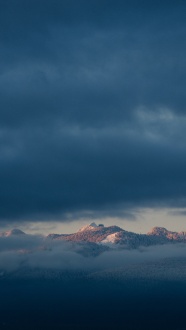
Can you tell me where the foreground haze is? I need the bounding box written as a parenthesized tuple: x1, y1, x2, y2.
(1, 223, 186, 329)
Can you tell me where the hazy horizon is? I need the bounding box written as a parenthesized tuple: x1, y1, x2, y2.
(1, 207, 186, 236)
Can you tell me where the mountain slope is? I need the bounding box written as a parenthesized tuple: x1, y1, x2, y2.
(0, 228, 26, 237)
(47, 223, 186, 248)
(52, 223, 123, 243)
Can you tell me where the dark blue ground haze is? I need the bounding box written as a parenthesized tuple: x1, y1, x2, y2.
(0, 277, 186, 330)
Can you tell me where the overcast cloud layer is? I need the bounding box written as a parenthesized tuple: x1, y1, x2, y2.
(0, 0, 186, 222)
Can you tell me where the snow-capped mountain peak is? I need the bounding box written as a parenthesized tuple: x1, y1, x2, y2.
(0, 228, 26, 237)
(147, 227, 169, 236)
(78, 222, 103, 232)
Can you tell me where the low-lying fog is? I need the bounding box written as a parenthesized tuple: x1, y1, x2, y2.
(0, 234, 186, 281)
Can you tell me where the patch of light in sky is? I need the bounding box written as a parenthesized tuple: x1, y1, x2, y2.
(8, 207, 186, 235)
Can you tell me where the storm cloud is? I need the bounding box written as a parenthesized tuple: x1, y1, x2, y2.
(0, 0, 186, 222)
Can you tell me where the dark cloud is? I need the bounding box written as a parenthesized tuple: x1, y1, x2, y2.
(0, 1, 186, 221)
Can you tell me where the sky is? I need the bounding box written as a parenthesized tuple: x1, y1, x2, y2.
(0, 0, 186, 233)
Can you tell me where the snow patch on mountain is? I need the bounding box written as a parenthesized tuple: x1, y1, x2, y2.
(101, 233, 118, 245)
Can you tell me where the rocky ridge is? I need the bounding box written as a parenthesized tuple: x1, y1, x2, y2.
(47, 223, 186, 248)
(1, 223, 186, 250)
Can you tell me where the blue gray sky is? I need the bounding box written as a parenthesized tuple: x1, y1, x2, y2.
(0, 0, 186, 232)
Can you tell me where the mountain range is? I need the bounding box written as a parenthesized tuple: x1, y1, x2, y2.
(1, 223, 186, 250)
(47, 222, 186, 249)
(1, 223, 186, 281)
